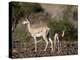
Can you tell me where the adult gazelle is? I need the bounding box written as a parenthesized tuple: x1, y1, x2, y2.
(22, 17, 53, 52)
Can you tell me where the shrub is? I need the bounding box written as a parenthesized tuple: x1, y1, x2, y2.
(48, 16, 78, 41)
(10, 2, 44, 19)
(12, 23, 28, 47)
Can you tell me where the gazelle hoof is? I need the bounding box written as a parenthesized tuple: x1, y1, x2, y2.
(44, 49, 46, 52)
(34, 49, 37, 52)
(51, 50, 53, 52)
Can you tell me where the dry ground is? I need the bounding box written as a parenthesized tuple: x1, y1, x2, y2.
(11, 36, 78, 58)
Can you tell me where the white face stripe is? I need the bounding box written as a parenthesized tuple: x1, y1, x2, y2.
(22, 21, 28, 24)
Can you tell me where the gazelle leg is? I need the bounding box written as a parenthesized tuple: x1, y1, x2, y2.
(57, 36, 60, 53)
(58, 41, 61, 53)
(37, 39, 42, 43)
(54, 40, 56, 52)
(57, 39, 60, 52)
(43, 36, 48, 51)
(34, 37, 37, 52)
(54, 36, 57, 52)
(49, 38, 53, 52)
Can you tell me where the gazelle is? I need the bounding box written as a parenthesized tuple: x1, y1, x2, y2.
(54, 30, 65, 52)
(22, 17, 53, 52)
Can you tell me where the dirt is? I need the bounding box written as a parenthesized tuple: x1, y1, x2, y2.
(10, 37, 78, 58)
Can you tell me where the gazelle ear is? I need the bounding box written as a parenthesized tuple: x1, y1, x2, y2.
(25, 18, 29, 21)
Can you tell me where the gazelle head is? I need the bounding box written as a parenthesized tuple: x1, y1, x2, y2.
(22, 18, 29, 24)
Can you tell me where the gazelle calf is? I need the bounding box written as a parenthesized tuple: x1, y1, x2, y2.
(54, 31, 65, 52)
(22, 18, 53, 52)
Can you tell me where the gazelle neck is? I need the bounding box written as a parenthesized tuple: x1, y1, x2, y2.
(27, 21, 31, 33)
